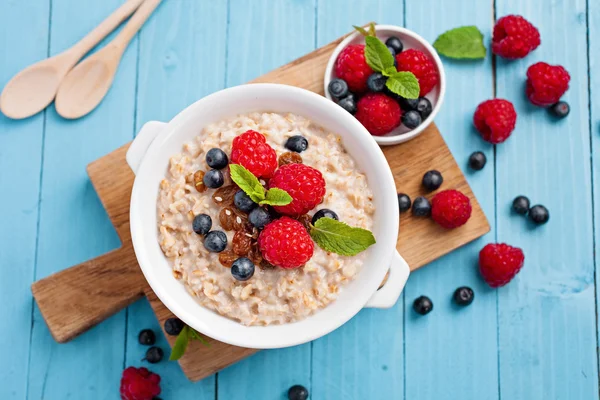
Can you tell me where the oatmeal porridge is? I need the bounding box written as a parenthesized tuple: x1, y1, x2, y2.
(157, 112, 375, 326)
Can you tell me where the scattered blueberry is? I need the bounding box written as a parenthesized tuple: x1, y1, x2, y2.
(205, 148, 228, 169)
(338, 94, 357, 114)
(138, 329, 156, 346)
(231, 257, 255, 281)
(398, 96, 419, 111)
(234, 190, 257, 213)
(468, 151, 487, 171)
(397, 193, 411, 213)
(285, 135, 309, 153)
(413, 296, 433, 315)
(367, 72, 387, 92)
(328, 78, 349, 99)
(249, 207, 272, 229)
(311, 208, 339, 224)
(386, 45, 396, 58)
(164, 318, 184, 336)
(288, 385, 309, 400)
(416, 97, 433, 119)
(512, 196, 530, 215)
(143, 346, 163, 364)
(453, 287, 474, 306)
(385, 36, 404, 54)
(412, 196, 431, 217)
(204, 230, 228, 252)
(422, 170, 443, 191)
(192, 214, 212, 235)
(402, 110, 422, 129)
(529, 204, 549, 225)
(203, 169, 224, 189)
(549, 101, 570, 118)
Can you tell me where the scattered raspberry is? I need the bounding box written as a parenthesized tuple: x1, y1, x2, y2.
(492, 15, 540, 59)
(355, 93, 402, 136)
(269, 163, 326, 216)
(431, 189, 472, 229)
(479, 243, 525, 288)
(473, 99, 517, 144)
(230, 130, 278, 178)
(525, 62, 570, 107)
(258, 217, 314, 269)
(334, 44, 373, 93)
(120, 367, 161, 400)
(395, 49, 439, 96)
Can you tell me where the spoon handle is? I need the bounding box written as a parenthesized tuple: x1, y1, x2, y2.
(113, 0, 163, 50)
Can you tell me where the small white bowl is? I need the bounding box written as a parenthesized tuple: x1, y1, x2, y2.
(324, 25, 446, 146)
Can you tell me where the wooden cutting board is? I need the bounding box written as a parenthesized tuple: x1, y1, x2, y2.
(31, 29, 490, 382)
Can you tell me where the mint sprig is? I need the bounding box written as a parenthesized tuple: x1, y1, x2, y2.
(365, 36, 395, 74)
(353, 23, 377, 37)
(385, 71, 420, 99)
(433, 26, 486, 59)
(229, 164, 292, 207)
(309, 217, 376, 256)
(169, 325, 210, 361)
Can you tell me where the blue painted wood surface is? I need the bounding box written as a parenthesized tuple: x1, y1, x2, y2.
(0, 0, 598, 398)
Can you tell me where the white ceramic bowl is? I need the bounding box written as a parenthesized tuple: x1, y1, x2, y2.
(324, 25, 446, 146)
(126, 83, 410, 349)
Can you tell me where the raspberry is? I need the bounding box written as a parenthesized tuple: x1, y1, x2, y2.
(258, 217, 314, 269)
(268, 163, 326, 216)
(473, 99, 517, 144)
(431, 189, 472, 229)
(479, 243, 525, 288)
(355, 93, 402, 136)
(334, 44, 373, 93)
(395, 49, 439, 96)
(230, 130, 278, 178)
(525, 62, 570, 107)
(492, 15, 541, 59)
(120, 367, 161, 400)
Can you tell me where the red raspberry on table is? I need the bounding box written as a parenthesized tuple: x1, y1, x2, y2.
(258, 216, 314, 269)
(431, 189, 472, 229)
(492, 15, 540, 59)
(525, 62, 570, 107)
(479, 243, 525, 288)
(355, 93, 402, 136)
(269, 163, 326, 216)
(120, 367, 161, 400)
(395, 49, 439, 96)
(334, 44, 373, 93)
(473, 99, 517, 144)
(230, 130, 278, 179)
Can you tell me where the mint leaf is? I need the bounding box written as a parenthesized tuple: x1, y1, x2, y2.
(383, 66, 397, 77)
(310, 218, 376, 256)
(433, 26, 486, 59)
(190, 327, 211, 347)
(260, 188, 292, 206)
(385, 71, 420, 99)
(229, 164, 265, 203)
(364, 36, 395, 73)
(169, 325, 191, 361)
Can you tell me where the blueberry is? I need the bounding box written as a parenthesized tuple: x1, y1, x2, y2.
(338, 94, 357, 114)
(138, 329, 156, 345)
(143, 346, 163, 364)
(397, 193, 411, 213)
(385, 36, 404, 54)
(234, 190, 257, 213)
(367, 73, 387, 92)
(422, 170, 443, 191)
(512, 195, 530, 215)
(402, 110, 422, 129)
(453, 287, 474, 306)
(311, 209, 339, 224)
(328, 78, 349, 99)
(249, 207, 272, 229)
(205, 148, 228, 169)
(285, 135, 309, 153)
(192, 214, 212, 235)
(204, 230, 227, 252)
(386, 45, 396, 58)
(529, 204, 549, 225)
(398, 96, 419, 111)
(288, 385, 309, 400)
(412, 196, 431, 217)
(231, 257, 255, 281)
(413, 296, 433, 315)
(468, 151, 487, 171)
(203, 169, 224, 189)
(416, 97, 433, 119)
(549, 101, 570, 118)
(164, 318, 184, 336)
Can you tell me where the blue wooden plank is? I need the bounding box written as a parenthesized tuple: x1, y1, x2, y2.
(494, 1, 599, 398)
(0, 1, 49, 399)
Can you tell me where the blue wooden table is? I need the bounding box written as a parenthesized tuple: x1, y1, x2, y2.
(1, 0, 598, 399)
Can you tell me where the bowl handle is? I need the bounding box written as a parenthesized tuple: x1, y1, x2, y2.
(364, 251, 410, 309)
(126, 120, 167, 175)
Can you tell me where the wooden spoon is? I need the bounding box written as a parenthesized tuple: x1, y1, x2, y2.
(0, 0, 146, 120)
(55, 0, 162, 119)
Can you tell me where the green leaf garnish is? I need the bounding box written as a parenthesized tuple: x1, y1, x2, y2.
(433, 26, 486, 59)
(260, 188, 293, 206)
(364, 36, 395, 73)
(229, 164, 266, 203)
(169, 325, 210, 361)
(309, 217, 376, 256)
(385, 71, 420, 99)
(353, 23, 377, 37)
(382, 66, 397, 77)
